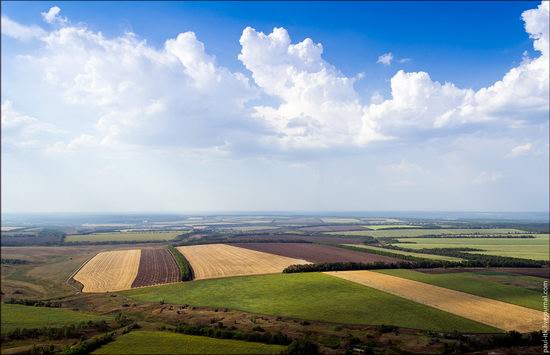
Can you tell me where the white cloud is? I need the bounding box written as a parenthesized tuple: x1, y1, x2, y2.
(379, 160, 423, 174)
(399, 58, 412, 63)
(1, 15, 45, 41)
(508, 143, 533, 157)
(239, 27, 386, 149)
(377, 52, 393, 66)
(41, 6, 68, 25)
(472, 171, 503, 185)
(1, 101, 63, 150)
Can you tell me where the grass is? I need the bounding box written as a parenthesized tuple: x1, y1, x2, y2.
(343, 244, 463, 262)
(392, 234, 550, 261)
(1, 304, 111, 333)
(123, 273, 498, 333)
(167, 245, 192, 281)
(375, 269, 544, 311)
(65, 231, 189, 242)
(364, 225, 422, 230)
(93, 331, 286, 354)
(325, 228, 527, 238)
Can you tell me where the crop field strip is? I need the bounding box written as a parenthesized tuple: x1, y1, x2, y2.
(233, 242, 400, 263)
(131, 248, 181, 288)
(123, 273, 497, 332)
(92, 331, 287, 354)
(324, 228, 527, 238)
(65, 230, 187, 242)
(392, 234, 550, 260)
(73, 249, 141, 292)
(326, 270, 543, 332)
(363, 225, 422, 230)
(176, 244, 310, 280)
(343, 244, 463, 262)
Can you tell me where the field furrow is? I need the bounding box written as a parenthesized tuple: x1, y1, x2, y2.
(131, 248, 181, 287)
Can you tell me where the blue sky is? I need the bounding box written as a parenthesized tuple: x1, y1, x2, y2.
(1, 1, 548, 212)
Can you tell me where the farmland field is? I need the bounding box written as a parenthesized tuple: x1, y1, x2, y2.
(234, 243, 400, 263)
(92, 331, 286, 354)
(327, 270, 543, 332)
(65, 231, 188, 242)
(124, 273, 497, 332)
(320, 217, 361, 224)
(73, 249, 141, 292)
(364, 225, 422, 230)
(1, 304, 110, 333)
(176, 244, 309, 280)
(392, 234, 550, 260)
(131, 248, 180, 288)
(343, 244, 463, 262)
(325, 228, 527, 238)
(376, 269, 544, 310)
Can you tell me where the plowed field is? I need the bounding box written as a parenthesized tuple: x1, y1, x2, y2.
(73, 249, 141, 292)
(176, 244, 309, 280)
(234, 243, 400, 263)
(131, 248, 181, 288)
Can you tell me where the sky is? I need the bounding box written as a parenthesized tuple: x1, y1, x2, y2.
(1, 1, 549, 213)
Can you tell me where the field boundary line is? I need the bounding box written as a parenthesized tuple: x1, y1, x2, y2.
(65, 254, 95, 293)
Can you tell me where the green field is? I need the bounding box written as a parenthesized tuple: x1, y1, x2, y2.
(123, 273, 497, 332)
(375, 269, 544, 311)
(1, 304, 111, 333)
(392, 234, 550, 260)
(364, 225, 422, 230)
(343, 244, 463, 262)
(325, 228, 527, 238)
(93, 331, 286, 354)
(65, 231, 189, 242)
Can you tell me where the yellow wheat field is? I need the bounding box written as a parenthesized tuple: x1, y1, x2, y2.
(74, 249, 141, 292)
(325, 270, 543, 332)
(177, 244, 310, 280)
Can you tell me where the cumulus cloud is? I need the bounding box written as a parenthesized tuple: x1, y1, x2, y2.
(377, 52, 393, 65)
(239, 27, 386, 149)
(508, 143, 533, 157)
(2, 2, 548, 156)
(1, 15, 45, 40)
(41, 6, 68, 25)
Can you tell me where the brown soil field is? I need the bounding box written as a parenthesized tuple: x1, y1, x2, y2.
(73, 249, 141, 292)
(131, 248, 181, 288)
(232, 234, 370, 245)
(297, 225, 367, 233)
(176, 244, 310, 280)
(326, 270, 544, 332)
(418, 267, 549, 279)
(233, 243, 400, 264)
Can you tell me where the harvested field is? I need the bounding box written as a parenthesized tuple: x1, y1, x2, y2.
(297, 225, 367, 232)
(234, 243, 400, 264)
(326, 270, 543, 332)
(343, 244, 462, 262)
(73, 249, 141, 292)
(131, 248, 180, 288)
(176, 244, 310, 280)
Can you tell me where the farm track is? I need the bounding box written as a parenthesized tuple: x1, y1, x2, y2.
(326, 270, 544, 332)
(177, 244, 310, 280)
(73, 249, 141, 292)
(131, 249, 181, 288)
(234, 243, 400, 264)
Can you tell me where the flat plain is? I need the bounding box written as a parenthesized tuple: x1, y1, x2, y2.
(326, 270, 543, 332)
(92, 331, 287, 354)
(65, 231, 187, 243)
(123, 272, 497, 332)
(392, 234, 550, 260)
(176, 244, 310, 280)
(74, 249, 141, 292)
(1, 303, 110, 333)
(325, 228, 527, 238)
(233, 242, 400, 263)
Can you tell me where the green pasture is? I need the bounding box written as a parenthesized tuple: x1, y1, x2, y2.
(93, 331, 286, 354)
(123, 273, 498, 333)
